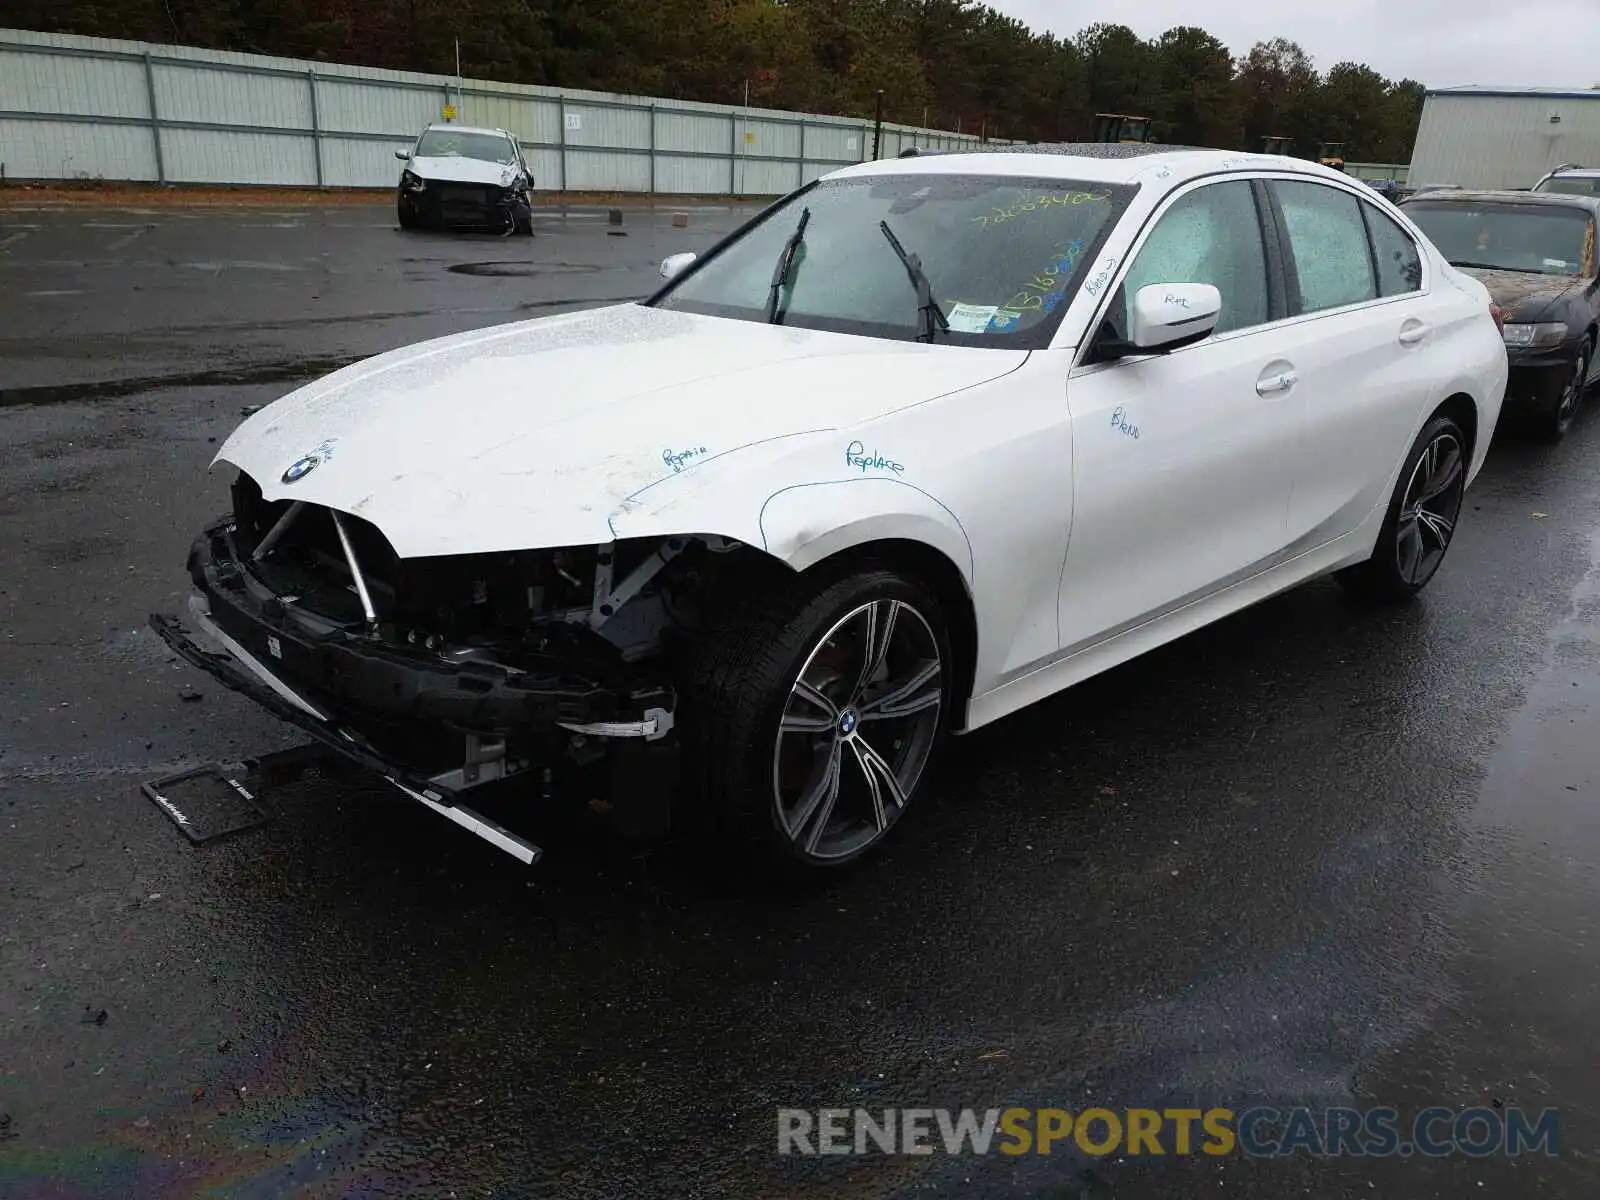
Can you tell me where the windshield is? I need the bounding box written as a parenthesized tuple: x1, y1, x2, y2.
(1535, 175, 1600, 197)
(650, 174, 1133, 347)
(1403, 201, 1596, 277)
(415, 129, 519, 165)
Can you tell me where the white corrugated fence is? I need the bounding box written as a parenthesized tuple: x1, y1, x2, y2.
(0, 27, 1011, 193)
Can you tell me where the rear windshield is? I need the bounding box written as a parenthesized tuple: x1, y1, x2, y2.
(650, 173, 1135, 348)
(1402, 200, 1596, 277)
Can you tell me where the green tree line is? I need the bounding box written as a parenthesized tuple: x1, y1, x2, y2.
(10, 1, 1425, 162)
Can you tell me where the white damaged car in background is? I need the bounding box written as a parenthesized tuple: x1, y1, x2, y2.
(394, 122, 535, 234)
(152, 143, 1507, 872)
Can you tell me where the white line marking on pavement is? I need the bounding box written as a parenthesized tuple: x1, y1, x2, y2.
(106, 226, 152, 251)
(0, 231, 29, 250)
(25, 289, 84, 296)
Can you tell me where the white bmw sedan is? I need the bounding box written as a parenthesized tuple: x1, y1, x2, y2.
(154, 144, 1508, 872)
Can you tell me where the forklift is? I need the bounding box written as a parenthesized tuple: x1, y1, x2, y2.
(1093, 113, 1154, 144)
(1260, 135, 1295, 155)
(1318, 141, 1347, 172)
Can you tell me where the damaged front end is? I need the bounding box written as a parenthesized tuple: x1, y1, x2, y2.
(151, 471, 741, 864)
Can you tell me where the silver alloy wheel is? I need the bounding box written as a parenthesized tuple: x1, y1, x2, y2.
(771, 598, 943, 861)
(1556, 347, 1590, 426)
(1395, 430, 1465, 587)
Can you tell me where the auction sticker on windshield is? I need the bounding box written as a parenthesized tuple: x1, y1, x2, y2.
(947, 303, 1001, 333)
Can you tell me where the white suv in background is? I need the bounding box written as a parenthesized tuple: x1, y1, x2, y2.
(1533, 165, 1600, 196)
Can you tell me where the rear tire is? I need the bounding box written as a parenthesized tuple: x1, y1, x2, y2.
(1532, 338, 1591, 442)
(1337, 413, 1468, 603)
(681, 562, 951, 873)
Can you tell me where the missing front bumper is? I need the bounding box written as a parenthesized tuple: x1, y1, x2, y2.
(150, 602, 546, 865)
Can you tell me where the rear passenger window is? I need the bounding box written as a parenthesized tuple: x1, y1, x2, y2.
(1274, 181, 1377, 314)
(1363, 204, 1423, 296)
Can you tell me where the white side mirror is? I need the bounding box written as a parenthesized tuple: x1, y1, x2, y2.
(1129, 283, 1222, 351)
(659, 252, 697, 280)
(395, 149, 412, 161)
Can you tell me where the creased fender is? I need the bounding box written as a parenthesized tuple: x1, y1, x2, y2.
(757, 477, 976, 586)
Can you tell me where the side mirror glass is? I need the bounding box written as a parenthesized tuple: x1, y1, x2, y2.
(1129, 282, 1222, 351)
(395, 149, 412, 161)
(659, 251, 698, 280)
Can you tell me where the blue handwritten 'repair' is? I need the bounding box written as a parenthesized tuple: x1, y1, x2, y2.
(663, 446, 708, 472)
(846, 440, 906, 474)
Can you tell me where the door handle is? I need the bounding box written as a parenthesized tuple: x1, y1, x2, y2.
(1256, 370, 1299, 396)
(1398, 321, 1431, 347)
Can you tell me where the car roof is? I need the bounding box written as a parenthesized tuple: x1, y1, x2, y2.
(1545, 166, 1600, 177)
(828, 143, 1351, 188)
(421, 122, 515, 139)
(1404, 188, 1600, 213)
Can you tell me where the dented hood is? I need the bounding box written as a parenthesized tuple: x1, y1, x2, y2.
(214, 304, 1025, 558)
(408, 155, 522, 187)
(1455, 266, 1585, 324)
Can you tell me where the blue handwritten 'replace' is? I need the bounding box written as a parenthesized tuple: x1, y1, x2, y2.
(663, 446, 709, 472)
(845, 440, 906, 474)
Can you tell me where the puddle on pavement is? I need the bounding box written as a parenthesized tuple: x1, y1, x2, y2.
(0, 355, 368, 408)
(447, 261, 600, 277)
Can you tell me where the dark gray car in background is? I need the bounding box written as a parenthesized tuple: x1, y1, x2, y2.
(1402, 188, 1600, 439)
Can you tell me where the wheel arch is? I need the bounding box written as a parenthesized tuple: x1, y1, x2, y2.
(797, 536, 980, 731)
(1432, 391, 1480, 466)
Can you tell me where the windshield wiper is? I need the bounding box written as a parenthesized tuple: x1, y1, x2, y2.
(766, 207, 811, 323)
(1452, 260, 1533, 272)
(879, 220, 950, 342)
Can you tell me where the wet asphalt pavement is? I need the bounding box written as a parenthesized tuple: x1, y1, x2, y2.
(2, 199, 1599, 1198)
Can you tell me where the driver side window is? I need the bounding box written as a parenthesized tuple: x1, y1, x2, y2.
(1120, 181, 1270, 336)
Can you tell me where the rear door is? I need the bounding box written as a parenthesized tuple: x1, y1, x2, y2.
(1265, 178, 1438, 552)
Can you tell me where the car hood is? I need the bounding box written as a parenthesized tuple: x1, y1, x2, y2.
(1455, 266, 1585, 323)
(214, 304, 1027, 558)
(408, 155, 520, 187)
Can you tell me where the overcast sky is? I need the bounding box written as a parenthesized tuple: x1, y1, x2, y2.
(990, 0, 1598, 89)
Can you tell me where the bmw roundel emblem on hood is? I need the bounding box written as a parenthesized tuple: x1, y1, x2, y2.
(280, 439, 338, 484)
(281, 454, 321, 484)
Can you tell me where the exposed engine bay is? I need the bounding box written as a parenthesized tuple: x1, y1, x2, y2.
(228, 470, 745, 665)
(150, 470, 769, 863)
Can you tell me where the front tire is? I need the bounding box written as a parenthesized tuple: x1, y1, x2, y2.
(683, 564, 951, 871)
(1533, 338, 1591, 442)
(397, 194, 418, 230)
(1337, 413, 1468, 603)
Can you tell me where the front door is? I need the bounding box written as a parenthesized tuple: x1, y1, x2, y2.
(1059, 178, 1299, 652)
